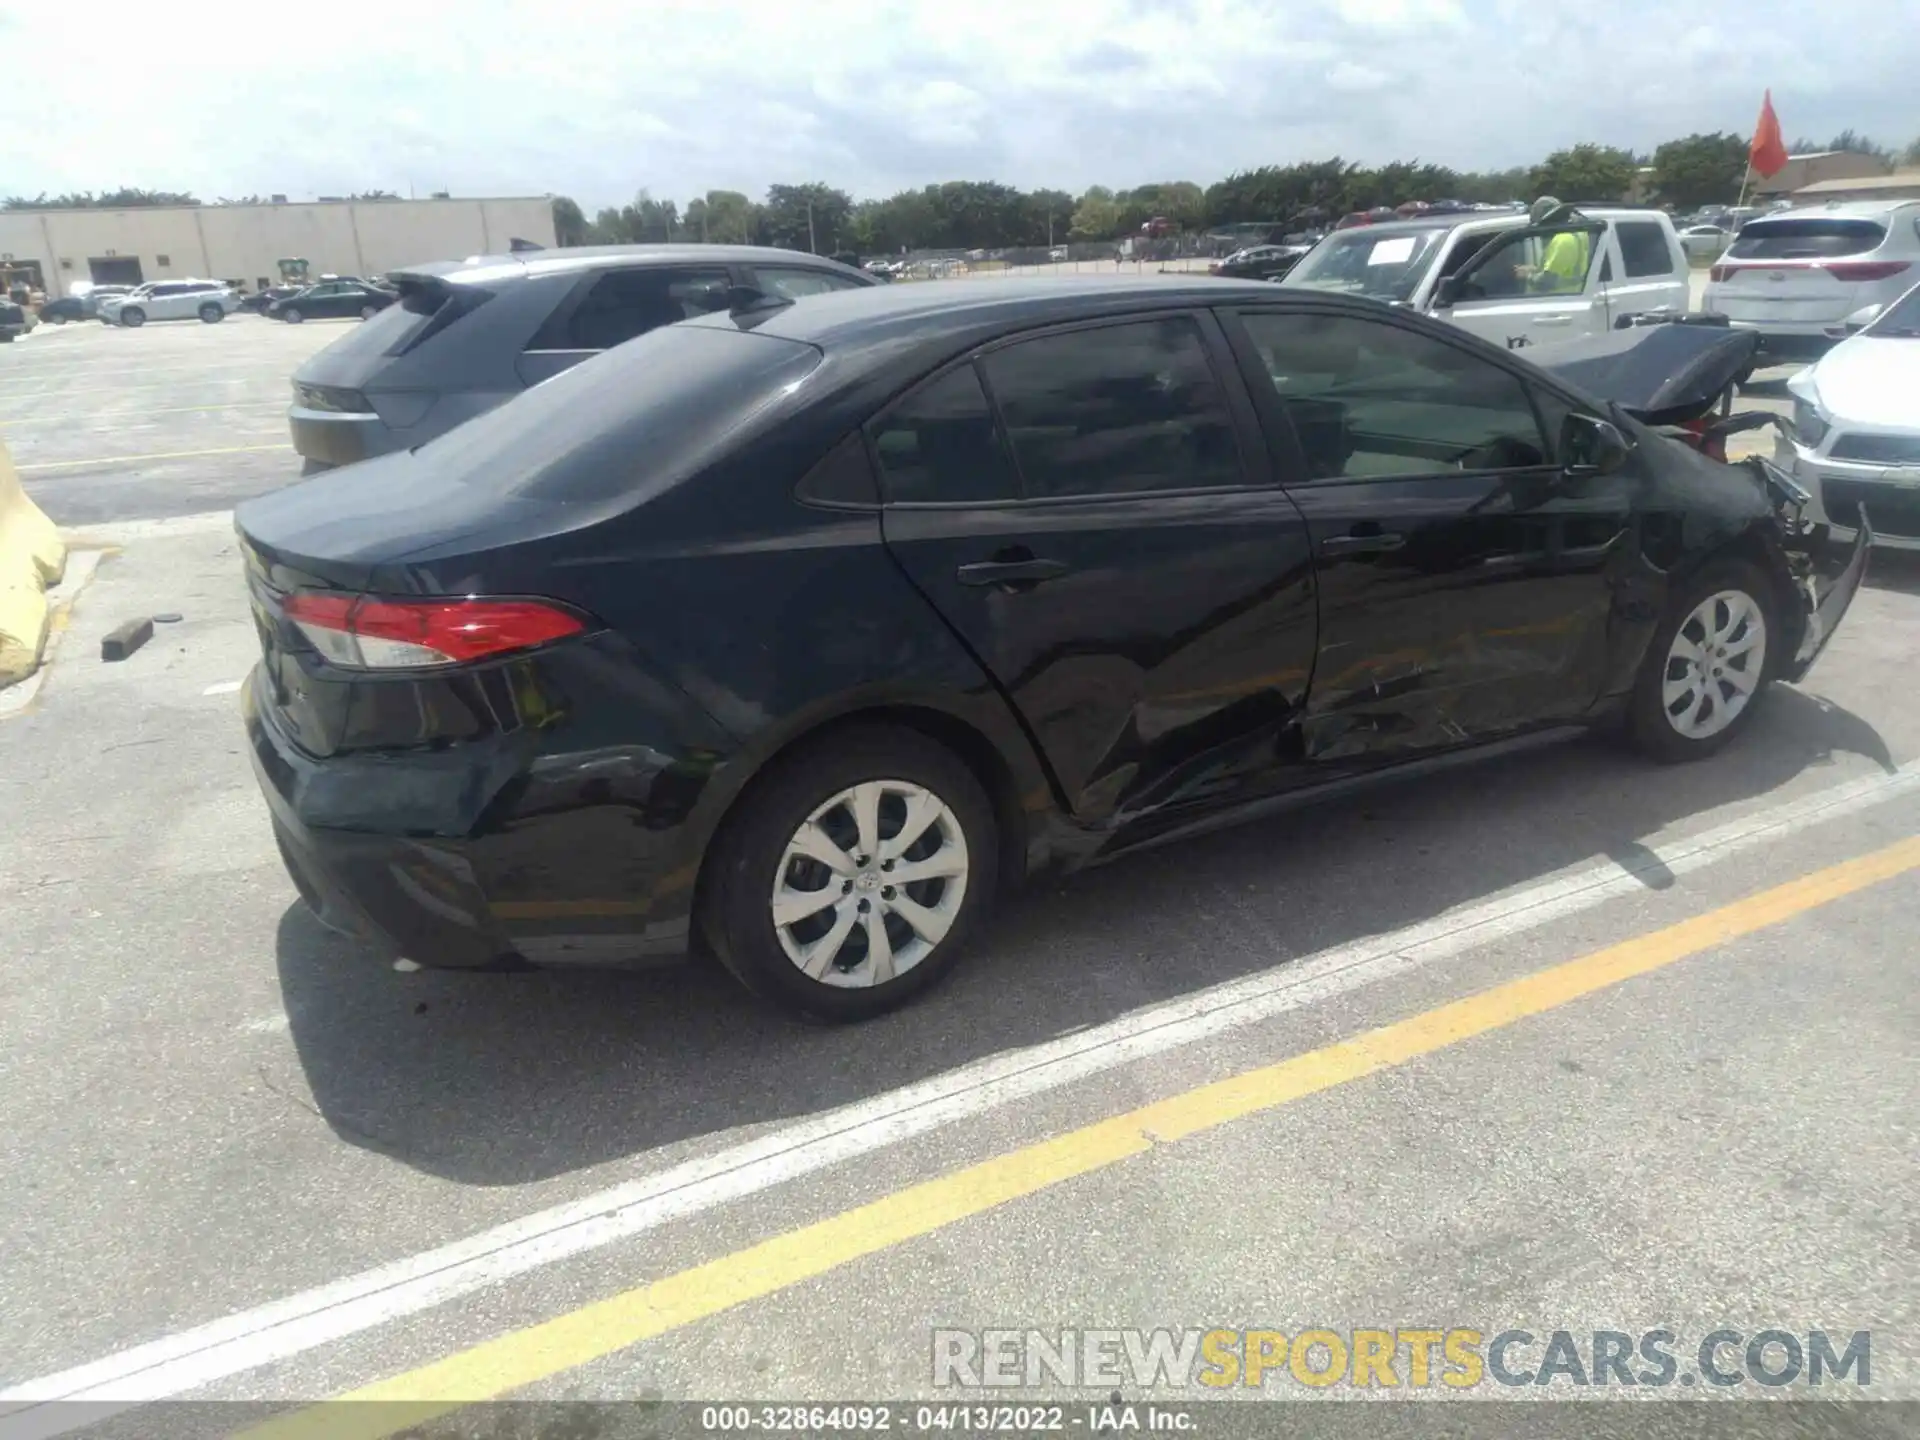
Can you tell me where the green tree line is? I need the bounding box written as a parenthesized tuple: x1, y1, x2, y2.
(554, 130, 1919, 254)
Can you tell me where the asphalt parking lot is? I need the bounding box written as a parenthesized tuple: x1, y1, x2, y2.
(2, 314, 339, 528)
(2, 298, 1917, 1437)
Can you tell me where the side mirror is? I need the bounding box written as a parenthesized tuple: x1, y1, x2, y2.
(1561, 413, 1631, 477)
(1842, 303, 1883, 335)
(1434, 275, 1463, 308)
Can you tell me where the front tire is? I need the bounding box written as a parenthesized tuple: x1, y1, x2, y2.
(1629, 561, 1775, 763)
(360, 304, 379, 319)
(281, 306, 303, 324)
(199, 303, 225, 323)
(120, 307, 146, 327)
(703, 725, 999, 1021)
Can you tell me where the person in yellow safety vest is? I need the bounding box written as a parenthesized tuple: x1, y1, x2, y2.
(1527, 196, 1591, 293)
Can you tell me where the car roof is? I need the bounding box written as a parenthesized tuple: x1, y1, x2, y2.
(1750, 200, 1920, 220)
(397, 244, 866, 288)
(695, 275, 1310, 355)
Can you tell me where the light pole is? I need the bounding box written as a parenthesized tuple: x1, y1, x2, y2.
(807, 201, 817, 254)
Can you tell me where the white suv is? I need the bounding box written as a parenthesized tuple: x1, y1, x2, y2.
(1283, 206, 1692, 351)
(1701, 200, 1920, 361)
(98, 280, 241, 327)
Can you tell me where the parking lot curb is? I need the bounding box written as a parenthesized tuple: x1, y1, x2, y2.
(0, 437, 69, 689)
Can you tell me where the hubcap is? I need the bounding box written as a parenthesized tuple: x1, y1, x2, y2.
(770, 779, 969, 988)
(1662, 589, 1767, 740)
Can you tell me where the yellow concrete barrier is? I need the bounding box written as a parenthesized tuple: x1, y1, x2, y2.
(0, 436, 67, 687)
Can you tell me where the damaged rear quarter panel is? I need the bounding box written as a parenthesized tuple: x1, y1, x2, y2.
(1605, 423, 1814, 699)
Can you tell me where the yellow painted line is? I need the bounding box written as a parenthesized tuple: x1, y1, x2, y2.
(237, 835, 1920, 1440)
(17, 443, 292, 472)
(0, 401, 283, 427)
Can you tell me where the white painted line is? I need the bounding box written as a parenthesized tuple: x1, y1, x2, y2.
(2, 760, 1917, 1428)
(237, 1014, 291, 1035)
(202, 680, 244, 697)
(64, 510, 235, 546)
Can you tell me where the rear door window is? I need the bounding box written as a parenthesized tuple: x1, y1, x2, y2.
(1727, 219, 1887, 260)
(752, 267, 869, 299)
(1616, 222, 1677, 277)
(977, 315, 1246, 498)
(869, 366, 1020, 505)
(530, 266, 733, 351)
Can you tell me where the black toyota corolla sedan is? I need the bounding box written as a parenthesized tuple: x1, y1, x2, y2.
(236, 279, 1866, 1019)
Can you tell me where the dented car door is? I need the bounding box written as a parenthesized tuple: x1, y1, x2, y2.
(1220, 302, 1633, 765)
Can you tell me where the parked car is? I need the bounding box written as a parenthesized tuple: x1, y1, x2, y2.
(1285, 205, 1691, 351)
(285, 244, 877, 472)
(1778, 278, 1920, 550)
(38, 284, 132, 324)
(0, 297, 32, 341)
(1678, 224, 1730, 263)
(241, 285, 306, 315)
(268, 279, 399, 324)
(1701, 200, 1920, 361)
(98, 280, 240, 327)
(1209, 243, 1311, 282)
(235, 277, 1863, 1019)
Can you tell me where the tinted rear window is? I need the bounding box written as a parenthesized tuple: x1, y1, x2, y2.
(422, 322, 823, 503)
(313, 279, 479, 361)
(1728, 219, 1887, 260)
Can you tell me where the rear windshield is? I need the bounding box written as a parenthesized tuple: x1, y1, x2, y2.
(1285, 226, 1451, 301)
(422, 321, 823, 503)
(1727, 218, 1887, 260)
(317, 278, 480, 360)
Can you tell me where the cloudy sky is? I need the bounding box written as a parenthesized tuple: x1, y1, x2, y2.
(1, 0, 1913, 207)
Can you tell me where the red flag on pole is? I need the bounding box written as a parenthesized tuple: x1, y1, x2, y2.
(1750, 91, 1789, 178)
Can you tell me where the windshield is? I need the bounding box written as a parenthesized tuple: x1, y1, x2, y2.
(1727, 217, 1887, 260)
(1284, 225, 1450, 301)
(1867, 283, 1920, 337)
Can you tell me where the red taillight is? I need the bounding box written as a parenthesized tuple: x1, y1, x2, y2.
(1824, 260, 1910, 283)
(1709, 265, 1730, 282)
(282, 593, 586, 670)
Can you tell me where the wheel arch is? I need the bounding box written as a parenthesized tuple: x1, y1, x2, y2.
(1684, 521, 1809, 674)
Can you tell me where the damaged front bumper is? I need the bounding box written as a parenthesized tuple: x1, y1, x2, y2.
(1748, 453, 1871, 683)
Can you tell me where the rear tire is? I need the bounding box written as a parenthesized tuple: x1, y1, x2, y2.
(281, 306, 303, 324)
(120, 307, 146, 327)
(702, 725, 999, 1021)
(48, 313, 66, 325)
(199, 303, 224, 323)
(359, 305, 378, 319)
(1628, 560, 1776, 763)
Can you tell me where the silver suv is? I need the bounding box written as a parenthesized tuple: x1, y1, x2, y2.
(98, 280, 241, 327)
(1702, 200, 1920, 361)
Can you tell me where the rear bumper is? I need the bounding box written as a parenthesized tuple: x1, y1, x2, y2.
(287, 406, 401, 468)
(1708, 316, 1846, 361)
(243, 659, 725, 969)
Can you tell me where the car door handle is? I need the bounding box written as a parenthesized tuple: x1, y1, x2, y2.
(1319, 532, 1406, 558)
(956, 557, 1070, 587)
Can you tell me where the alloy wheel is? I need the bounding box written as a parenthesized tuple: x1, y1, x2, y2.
(770, 779, 969, 988)
(1663, 589, 1767, 740)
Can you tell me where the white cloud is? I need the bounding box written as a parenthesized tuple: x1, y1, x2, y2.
(1326, 61, 1392, 92)
(0, 0, 1911, 206)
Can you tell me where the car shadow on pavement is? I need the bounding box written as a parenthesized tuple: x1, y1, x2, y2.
(275, 684, 1898, 1187)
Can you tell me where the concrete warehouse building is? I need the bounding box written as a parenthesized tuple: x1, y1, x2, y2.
(0, 195, 557, 298)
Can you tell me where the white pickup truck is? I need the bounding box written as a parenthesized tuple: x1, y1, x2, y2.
(1283, 206, 1692, 352)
